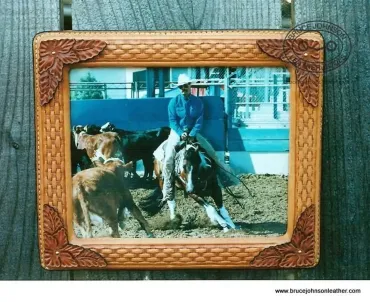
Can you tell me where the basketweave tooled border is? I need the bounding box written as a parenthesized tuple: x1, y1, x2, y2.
(34, 31, 323, 270)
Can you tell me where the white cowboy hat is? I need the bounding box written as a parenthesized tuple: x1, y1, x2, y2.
(177, 74, 191, 87)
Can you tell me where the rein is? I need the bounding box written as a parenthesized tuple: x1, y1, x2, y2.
(174, 141, 211, 193)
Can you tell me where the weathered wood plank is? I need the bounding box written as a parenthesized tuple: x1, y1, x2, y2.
(72, 0, 282, 30)
(70, 0, 300, 280)
(295, 0, 370, 279)
(0, 0, 69, 280)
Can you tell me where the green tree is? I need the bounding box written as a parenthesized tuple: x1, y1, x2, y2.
(71, 72, 105, 100)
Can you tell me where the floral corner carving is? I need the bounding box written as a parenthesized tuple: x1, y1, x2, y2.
(257, 39, 322, 107)
(38, 39, 107, 106)
(250, 205, 316, 268)
(42, 204, 107, 269)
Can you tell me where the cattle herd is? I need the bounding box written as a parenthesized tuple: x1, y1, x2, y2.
(71, 122, 171, 238)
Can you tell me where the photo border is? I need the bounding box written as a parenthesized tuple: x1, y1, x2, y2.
(33, 30, 323, 269)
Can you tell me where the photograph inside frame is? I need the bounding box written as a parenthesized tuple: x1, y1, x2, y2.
(70, 66, 290, 239)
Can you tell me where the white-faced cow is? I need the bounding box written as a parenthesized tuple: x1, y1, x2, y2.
(72, 125, 123, 162)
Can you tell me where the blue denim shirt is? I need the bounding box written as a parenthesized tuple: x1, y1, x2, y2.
(168, 94, 204, 137)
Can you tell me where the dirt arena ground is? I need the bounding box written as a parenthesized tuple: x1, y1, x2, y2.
(74, 174, 288, 239)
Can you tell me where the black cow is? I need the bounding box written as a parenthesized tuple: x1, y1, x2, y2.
(83, 124, 101, 135)
(100, 122, 170, 180)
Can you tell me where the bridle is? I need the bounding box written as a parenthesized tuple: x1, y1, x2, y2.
(176, 174, 208, 193)
(175, 140, 211, 193)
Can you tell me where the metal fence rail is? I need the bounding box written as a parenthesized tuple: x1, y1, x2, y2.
(70, 67, 290, 129)
(70, 81, 175, 99)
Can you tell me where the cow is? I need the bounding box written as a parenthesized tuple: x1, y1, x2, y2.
(100, 122, 171, 180)
(72, 159, 154, 238)
(72, 125, 123, 162)
(71, 132, 92, 175)
(83, 124, 101, 135)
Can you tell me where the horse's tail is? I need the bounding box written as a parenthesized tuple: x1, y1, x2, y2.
(139, 186, 165, 215)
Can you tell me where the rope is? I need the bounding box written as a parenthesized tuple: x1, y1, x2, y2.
(214, 161, 255, 198)
(225, 186, 246, 209)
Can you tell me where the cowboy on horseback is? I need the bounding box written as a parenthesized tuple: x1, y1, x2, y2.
(162, 74, 201, 205)
(161, 74, 237, 228)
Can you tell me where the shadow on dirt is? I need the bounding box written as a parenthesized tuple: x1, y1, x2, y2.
(126, 177, 158, 190)
(236, 221, 287, 236)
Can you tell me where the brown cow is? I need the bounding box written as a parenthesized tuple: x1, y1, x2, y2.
(72, 125, 123, 162)
(72, 159, 153, 238)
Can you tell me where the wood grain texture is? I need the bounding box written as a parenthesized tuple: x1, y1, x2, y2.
(72, 0, 282, 30)
(69, 0, 303, 280)
(0, 0, 69, 280)
(295, 0, 370, 279)
(4, 0, 366, 281)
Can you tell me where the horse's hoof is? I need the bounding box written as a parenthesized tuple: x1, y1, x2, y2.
(223, 227, 229, 233)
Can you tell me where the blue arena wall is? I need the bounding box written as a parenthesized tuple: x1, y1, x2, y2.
(70, 96, 226, 150)
(70, 97, 289, 153)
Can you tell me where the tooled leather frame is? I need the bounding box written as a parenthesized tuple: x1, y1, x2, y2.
(34, 31, 322, 269)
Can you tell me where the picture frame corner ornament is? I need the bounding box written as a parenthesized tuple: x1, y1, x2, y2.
(256, 38, 321, 107)
(250, 204, 316, 268)
(42, 204, 107, 269)
(38, 38, 107, 106)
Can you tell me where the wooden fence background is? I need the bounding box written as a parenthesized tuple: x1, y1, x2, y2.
(0, 0, 369, 280)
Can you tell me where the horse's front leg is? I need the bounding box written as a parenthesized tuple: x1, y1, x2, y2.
(167, 199, 176, 220)
(189, 193, 229, 232)
(211, 180, 236, 229)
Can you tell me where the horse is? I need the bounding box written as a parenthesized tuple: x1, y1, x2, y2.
(140, 139, 236, 232)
